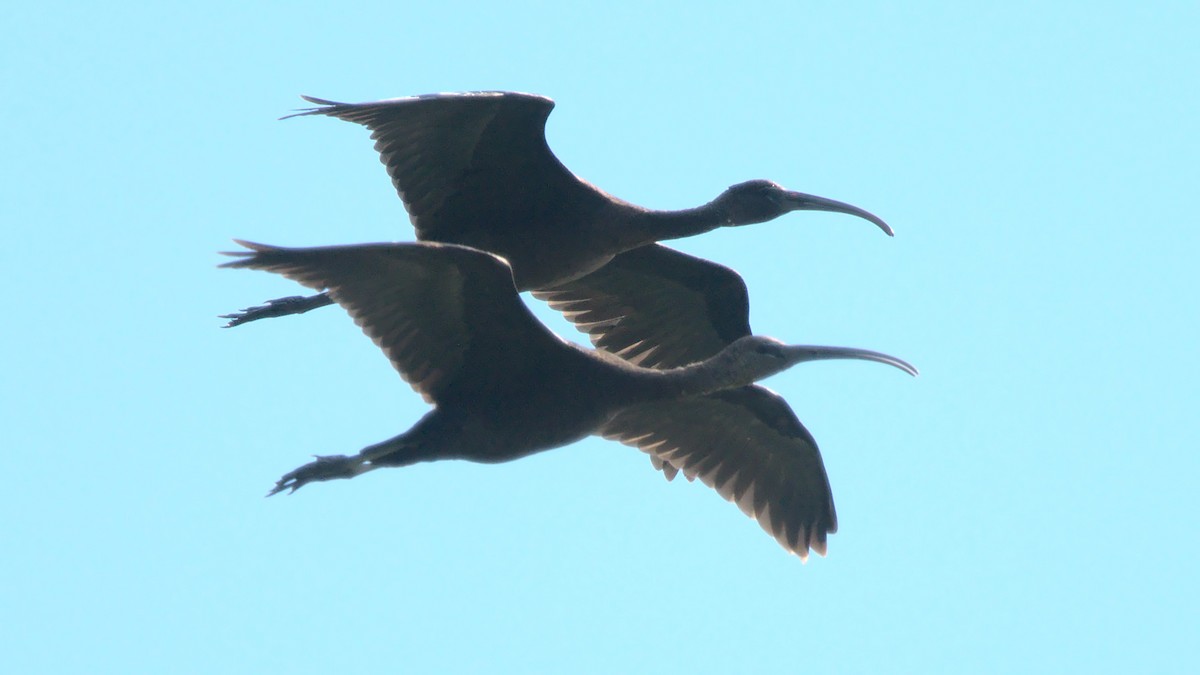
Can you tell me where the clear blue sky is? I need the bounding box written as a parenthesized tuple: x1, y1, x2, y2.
(4, 2, 1196, 672)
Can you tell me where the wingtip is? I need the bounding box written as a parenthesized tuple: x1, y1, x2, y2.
(279, 96, 344, 121)
(299, 95, 340, 106)
(218, 239, 274, 267)
(790, 538, 829, 562)
(809, 537, 829, 558)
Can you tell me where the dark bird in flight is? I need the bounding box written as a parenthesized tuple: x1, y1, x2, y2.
(222, 91, 892, 367)
(223, 240, 917, 559)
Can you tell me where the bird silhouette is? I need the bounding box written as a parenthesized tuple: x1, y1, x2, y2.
(222, 91, 891, 370)
(223, 240, 916, 559)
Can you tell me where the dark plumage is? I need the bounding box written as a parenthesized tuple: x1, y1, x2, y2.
(223, 240, 917, 559)
(223, 91, 892, 364)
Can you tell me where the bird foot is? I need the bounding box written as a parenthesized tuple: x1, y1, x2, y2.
(220, 294, 332, 328)
(267, 454, 365, 496)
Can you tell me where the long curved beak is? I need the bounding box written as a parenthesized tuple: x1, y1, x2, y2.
(783, 345, 918, 376)
(783, 191, 893, 236)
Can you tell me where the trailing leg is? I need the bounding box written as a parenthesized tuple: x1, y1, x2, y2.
(266, 432, 420, 496)
(222, 292, 335, 328)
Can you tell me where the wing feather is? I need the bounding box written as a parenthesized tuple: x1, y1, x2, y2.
(221, 240, 565, 404)
(285, 92, 589, 243)
(600, 386, 836, 559)
(534, 244, 752, 369)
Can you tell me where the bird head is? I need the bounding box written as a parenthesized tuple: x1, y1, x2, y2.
(714, 180, 893, 235)
(722, 335, 918, 385)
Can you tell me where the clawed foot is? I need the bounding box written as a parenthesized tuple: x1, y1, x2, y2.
(221, 294, 334, 328)
(267, 454, 365, 496)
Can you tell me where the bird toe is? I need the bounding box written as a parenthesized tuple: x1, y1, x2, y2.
(266, 454, 361, 496)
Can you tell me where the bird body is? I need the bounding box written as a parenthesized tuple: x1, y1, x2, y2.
(223, 240, 917, 558)
(224, 91, 892, 352)
(387, 344, 658, 465)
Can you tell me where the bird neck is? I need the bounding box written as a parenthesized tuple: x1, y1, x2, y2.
(617, 348, 750, 401)
(615, 201, 728, 249)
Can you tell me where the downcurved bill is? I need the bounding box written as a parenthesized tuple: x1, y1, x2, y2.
(783, 191, 894, 236)
(782, 345, 918, 376)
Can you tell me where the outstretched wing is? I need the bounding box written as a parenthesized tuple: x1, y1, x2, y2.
(221, 241, 566, 404)
(533, 244, 752, 369)
(287, 92, 593, 243)
(600, 385, 836, 560)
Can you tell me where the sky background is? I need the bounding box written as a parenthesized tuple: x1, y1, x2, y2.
(3, 2, 1196, 672)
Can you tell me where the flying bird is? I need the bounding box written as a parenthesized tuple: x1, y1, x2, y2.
(223, 240, 917, 559)
(222, 91, 892, 368)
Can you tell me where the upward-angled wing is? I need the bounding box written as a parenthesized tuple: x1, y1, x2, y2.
(286, 92, 594, 242)
(600, 385, 836, 560)
(532, 244, 752, 369)
(220, 241, 566, 405)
